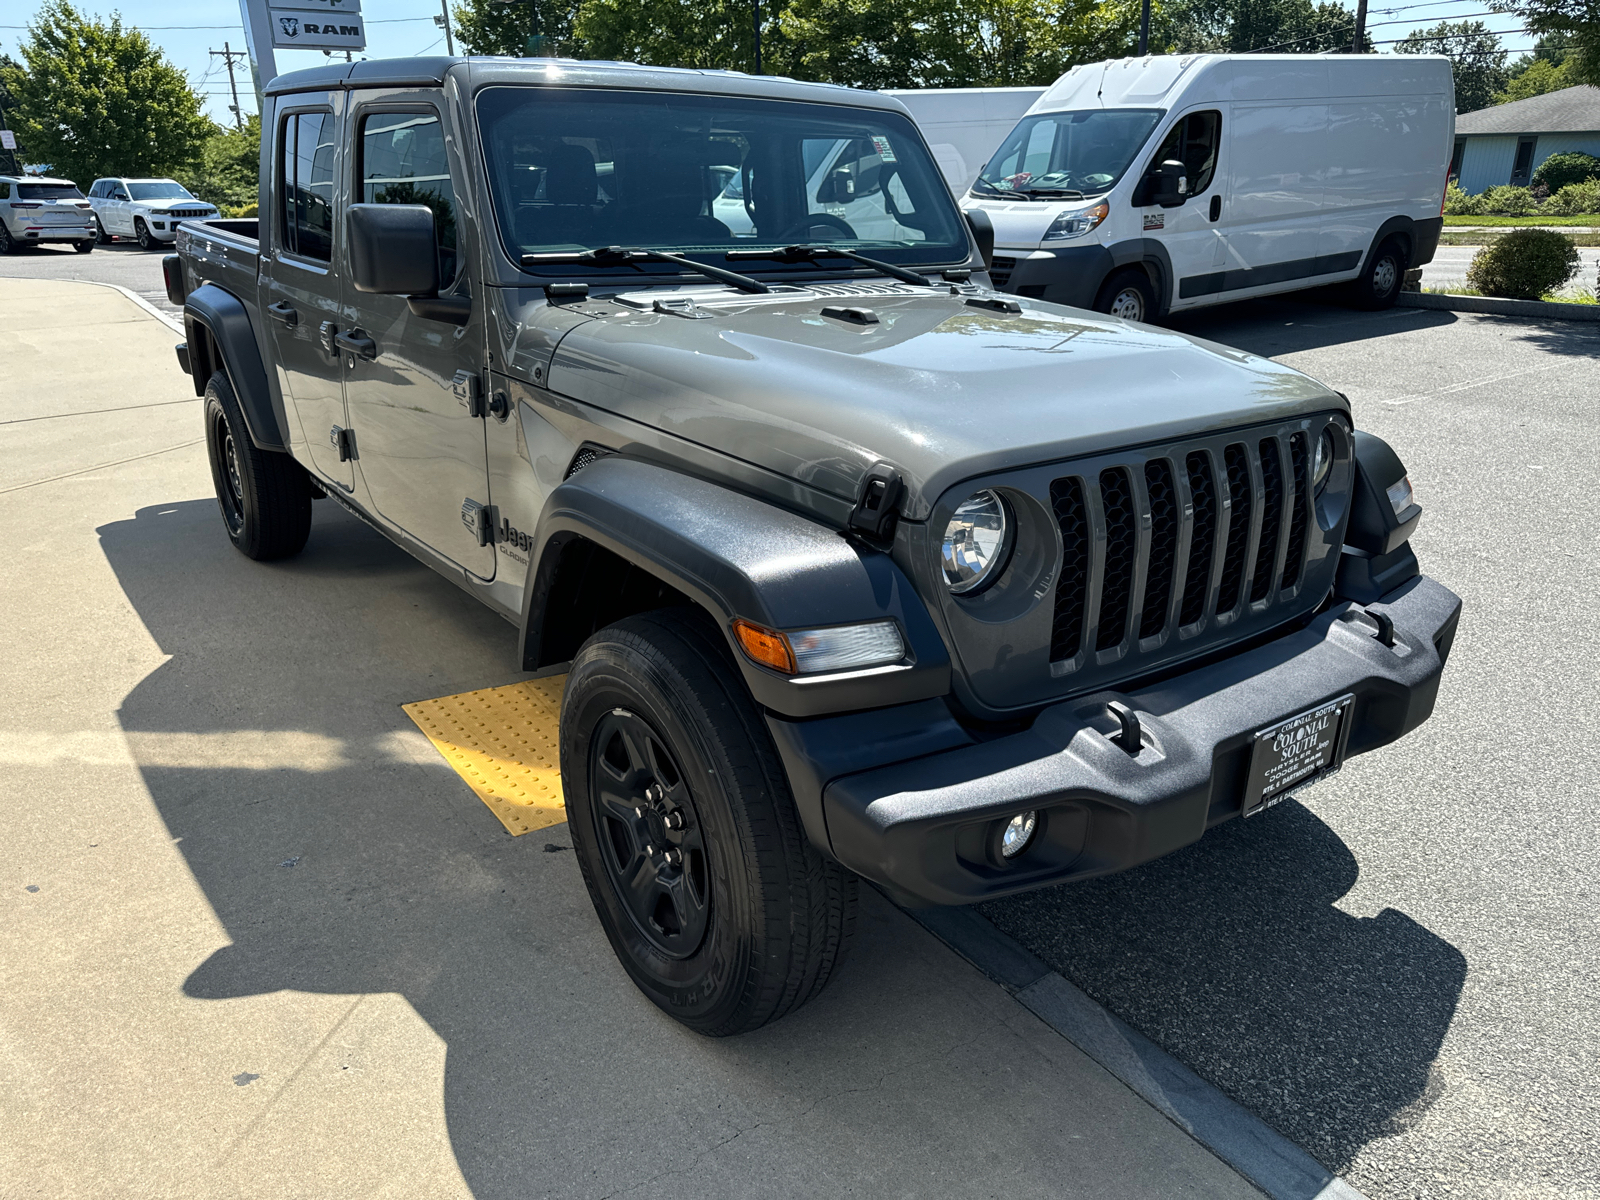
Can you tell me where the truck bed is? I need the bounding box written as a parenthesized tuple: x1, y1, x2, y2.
(174, 218, 261, 314)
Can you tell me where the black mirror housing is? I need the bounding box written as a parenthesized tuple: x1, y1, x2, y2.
(347, 203, 439, 296)
(963, 207, 995, 273)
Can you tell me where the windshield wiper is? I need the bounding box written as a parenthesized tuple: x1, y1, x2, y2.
(520, 245, 770, 294)
(969, 178, 1010, 198)
(726, 244, 932, 288)
(1021, 187, 1085, 200)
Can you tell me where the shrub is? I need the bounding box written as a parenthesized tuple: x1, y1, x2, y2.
(1479, 185, 1537, 215)
(1465, 228, 1581, 299)
(1531, 151, 1600, 193)
(1442, 182, 1483, 215)
(226, 203, 259, 218)
(1543, 180, 1600, 216)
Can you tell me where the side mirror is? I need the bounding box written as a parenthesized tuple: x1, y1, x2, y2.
(963, 207, 994, 272)
(1150, 159, 1189, 207)
(347, 203, 439, 296)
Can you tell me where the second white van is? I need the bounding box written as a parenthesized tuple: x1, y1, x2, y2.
(964, 54, 1455, 321)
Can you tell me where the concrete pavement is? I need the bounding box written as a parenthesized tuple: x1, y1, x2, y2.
(0, 277, 1260, 1199)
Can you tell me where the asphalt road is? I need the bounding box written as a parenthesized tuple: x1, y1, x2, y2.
(0, 238, 180, 315)
(984, 297, 1600, 1198)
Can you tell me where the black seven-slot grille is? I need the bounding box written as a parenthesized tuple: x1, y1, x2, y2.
(1047, 423, 1321, 675)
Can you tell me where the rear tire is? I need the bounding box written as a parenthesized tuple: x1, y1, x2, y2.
(561, 609, 858, 1036)
(135, 217, 154, 250)
(95, 218, 111, 245)
(75, 239, 94, 254)
(203, 370, 312, 560)
(1094, 267, 1157, 322)
(0, 223, 19, 255)
(1351, 237, 1406, 310)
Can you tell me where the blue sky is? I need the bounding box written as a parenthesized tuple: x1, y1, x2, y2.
(1, 0, 1542, 129)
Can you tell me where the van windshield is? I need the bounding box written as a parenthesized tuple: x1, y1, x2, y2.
(476, 86, 969, 275)
(975, 109, 1162, 199)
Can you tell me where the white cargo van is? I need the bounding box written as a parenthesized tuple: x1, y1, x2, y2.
(964, 54, 1454, 321)
(883, 87, 1046, 194)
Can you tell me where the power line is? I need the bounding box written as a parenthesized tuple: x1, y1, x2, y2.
(209, 42, 249, 129)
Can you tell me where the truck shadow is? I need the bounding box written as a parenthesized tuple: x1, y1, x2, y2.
(100, 497, 1279, 1198)
(980, 803, 1467, 1173)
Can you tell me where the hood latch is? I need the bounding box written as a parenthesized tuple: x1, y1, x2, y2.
(848, 463, 904, 546)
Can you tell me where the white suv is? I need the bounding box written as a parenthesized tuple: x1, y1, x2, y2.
(0, 176, 95, 253)
(87, 177, 219, 249)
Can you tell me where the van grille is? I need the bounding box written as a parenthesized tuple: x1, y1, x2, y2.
(1045, 424, 1327, 679)
(989, 255, 1016, 290)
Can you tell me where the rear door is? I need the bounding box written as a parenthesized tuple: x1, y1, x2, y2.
(102, 181, 131, 234)
(262, 96, 353, 488)
(340, 95, 493, 579)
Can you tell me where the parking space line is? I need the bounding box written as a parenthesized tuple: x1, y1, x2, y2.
(402, 677, 567, 836)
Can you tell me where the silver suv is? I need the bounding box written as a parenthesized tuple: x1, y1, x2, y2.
(0, 176, 95, 253)
(88, 177, 219, 249)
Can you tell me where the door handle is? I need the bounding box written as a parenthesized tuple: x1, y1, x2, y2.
(267, 300, 298, 328)
(1209, 195, 1222, 222)
(334, 329, 377, 360)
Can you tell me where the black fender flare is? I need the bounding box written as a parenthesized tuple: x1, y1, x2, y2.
(183, 283, 289, 452)
(519, 456, 952, 720)
(1103, 237, 1175, 317)
(1360, 216, 1419, 279)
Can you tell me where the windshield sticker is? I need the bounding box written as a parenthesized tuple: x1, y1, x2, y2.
(1143, 212, 1165, 230)
(871, 135, 897, 163)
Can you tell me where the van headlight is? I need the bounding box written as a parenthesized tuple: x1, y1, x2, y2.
(1042, 201, 1109, 241)
(941, 490, 1013, 594)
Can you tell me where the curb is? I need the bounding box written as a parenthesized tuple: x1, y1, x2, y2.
(903, 902, 1368, 1200)
(72, 278, 186, 334)
(1398, 290, 1600, 322)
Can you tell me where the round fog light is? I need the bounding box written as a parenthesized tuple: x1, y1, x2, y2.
(1000, 811, 1038, 859)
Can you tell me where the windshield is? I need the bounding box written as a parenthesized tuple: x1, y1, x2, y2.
(477, 87, 969, 275)
(18, 183, 84, 200)
(127, 181, 195, 201)
(975, 109, 1162, 198)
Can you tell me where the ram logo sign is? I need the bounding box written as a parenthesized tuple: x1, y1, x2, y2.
(268, 6, 366, 49)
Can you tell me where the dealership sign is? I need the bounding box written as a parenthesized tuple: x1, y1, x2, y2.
(269, 0, 365, 49)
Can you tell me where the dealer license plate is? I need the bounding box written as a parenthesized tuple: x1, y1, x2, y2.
(1241, 694, 1355, 817)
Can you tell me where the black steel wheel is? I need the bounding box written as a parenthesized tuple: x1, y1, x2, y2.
(135, 217, 155, 250)
(202, 370, 312, 560)
(562, 610, 857, 1036)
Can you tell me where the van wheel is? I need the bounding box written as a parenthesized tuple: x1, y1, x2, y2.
(135, 217, 155, 250)
(561, 609, 857, 1036)
(203, 370, 312, 560)
(1353, 238, 1406, 310)
(1095, 268, 1156, 322)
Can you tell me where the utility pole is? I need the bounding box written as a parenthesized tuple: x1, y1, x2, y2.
(1138, 0, 1151, 55)
(210, 42, 248, 130)
(434, 0, 455, 55)
(753, 0, 762, 74)
(1350, 0, 1368, 52)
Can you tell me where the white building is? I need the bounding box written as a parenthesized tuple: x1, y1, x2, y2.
(1452, 84, 1600, 193)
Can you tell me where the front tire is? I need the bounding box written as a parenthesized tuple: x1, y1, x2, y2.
(135, 217, 155, 250)
(561, 610, 857, 1036)
(203, 370, 312, 560)
(1352, 237, 1406, 310)
(1094, 267, 1157, 322)
(0, 222, 19, 255)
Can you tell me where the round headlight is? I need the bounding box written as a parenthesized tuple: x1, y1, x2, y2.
(1312, 427, 1336, 495)
(942, 490, 1012, 594)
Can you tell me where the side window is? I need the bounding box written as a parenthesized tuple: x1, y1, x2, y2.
(359, 111, 458, 283)
(1151, 111, 1221, 197)
(280, 111, 335, 261)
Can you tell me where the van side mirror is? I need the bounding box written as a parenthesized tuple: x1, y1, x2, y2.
(963, 207, 994, 272)
(1150, 160, 1189, 208)
(347, 203, 439, 296)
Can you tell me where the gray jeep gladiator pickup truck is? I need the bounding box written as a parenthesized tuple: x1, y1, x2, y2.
(168, 56, 1461, 1036)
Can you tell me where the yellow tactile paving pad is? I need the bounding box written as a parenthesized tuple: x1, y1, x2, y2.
(402, 676, 568, 836)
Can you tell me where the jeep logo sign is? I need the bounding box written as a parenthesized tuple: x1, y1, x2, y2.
(268, 5, 366, 49)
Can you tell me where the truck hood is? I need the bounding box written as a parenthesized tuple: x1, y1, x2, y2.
(543, 284, 1340, 521)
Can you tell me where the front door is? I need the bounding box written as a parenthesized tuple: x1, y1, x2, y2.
(262, 99, 352, 488)
(341, 99, 493, 579)
(1139, 108, 1228, 311)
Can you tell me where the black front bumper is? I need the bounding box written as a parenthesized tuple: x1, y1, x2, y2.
(989, 245, 1111, 308)
(807, 575, 1460, 906)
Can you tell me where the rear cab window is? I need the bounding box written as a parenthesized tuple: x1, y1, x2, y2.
(279, 110, 337, 261)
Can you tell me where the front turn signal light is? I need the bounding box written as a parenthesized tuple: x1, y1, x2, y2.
(733, 619, 904, 676)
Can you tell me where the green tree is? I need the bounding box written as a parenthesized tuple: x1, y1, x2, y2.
(1497, 54, 1579, 99)
(0, 54, 23, 174)
(0, 1, 211, 184)
(1159, 0, 1357, 54)
(1396, 21, 1509, 113)
(1491, 0, 1600, 83)
(453, 0, 582, 56)
(575, 0, 771, 73)
(177, 114, 261, 211)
